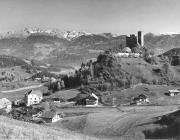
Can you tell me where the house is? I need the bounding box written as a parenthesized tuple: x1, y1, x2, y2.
(131, 94, 149, 105)
(40, 110, 63, 123)
(86, 93, 99, 107)
(0, 98, 12, 113)
(51, 98, 64, 103)
(168, 89, 180, 96)
(69, 93, 99, 107)
(138, 94, 149, 103)
(34, 78, 41, 81)
(24, 89, 43, 106)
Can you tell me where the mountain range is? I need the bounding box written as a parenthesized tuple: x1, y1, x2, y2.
(0, 28, 180, 68)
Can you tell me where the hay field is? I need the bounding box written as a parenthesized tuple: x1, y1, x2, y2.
(0, 116, 110, 140)
(51, 105, 179, 139)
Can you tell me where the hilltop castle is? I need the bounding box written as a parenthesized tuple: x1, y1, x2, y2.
(112, 31, 144, 50)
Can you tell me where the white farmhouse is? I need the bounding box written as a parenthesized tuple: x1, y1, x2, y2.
(0, 98, 12, 113)
(86, 93, 99, 107)
(168, 89, 180, 96)
(24, 89, 43, 106)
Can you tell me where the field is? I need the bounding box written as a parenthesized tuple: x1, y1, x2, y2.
(48, 89, 80, 100)
(44, 84, 180, 139)
(0, 90, 179, 140)
(50, 105, 180, 139)
(0, 66, 41, 91)
(112, 84, 180, 105)
(0, 62, 180, 139)
(0, 86, 46, 101)
(0, 115, 110, 140)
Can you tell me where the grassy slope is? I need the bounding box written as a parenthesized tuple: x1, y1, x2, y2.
(50, 105, 179, 139)
(112, 84, 180, 105)
(120, 58, 156, 81)
(144, 33, 180, 54)
(0, 116, 109, 140)
(119, 58, 180, 84)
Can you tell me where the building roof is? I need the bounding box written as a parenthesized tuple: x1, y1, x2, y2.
(169, 89, 180, 93)
(41, 110, 57, 119)
(122, 47, 131, 53)
(138, 94, 147, 99)
(91, 93, 99, 100)
(26, 89, 43, 97)
(69, 93, 98, 102)
(0, 98, 11, 109)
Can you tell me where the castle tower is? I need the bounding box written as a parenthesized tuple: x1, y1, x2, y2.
(137, 31, 144, 46)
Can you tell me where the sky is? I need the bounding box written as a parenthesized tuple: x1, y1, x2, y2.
(0, 0, 180, 35)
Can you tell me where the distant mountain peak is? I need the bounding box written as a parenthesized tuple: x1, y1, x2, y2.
(62, 30, 91, 40)
(0, 28, 92, 40)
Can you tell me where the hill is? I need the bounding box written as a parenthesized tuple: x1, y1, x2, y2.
(0, 30, 130, 68)
(0, 55, 31, 68)
(77, 51, 180, 92)
(144, 33, 180, 55)
(0, 116, 108, 140)
(159, 48, 180, 66)
(1, 30, 180, 68)
(50, 105, 180, 139)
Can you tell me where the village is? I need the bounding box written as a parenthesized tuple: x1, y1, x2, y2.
(0, 66, 179, 125)
(0, 31, 179, 127)
(0, 28, 179, 140)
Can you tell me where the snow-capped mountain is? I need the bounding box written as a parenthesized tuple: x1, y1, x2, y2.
(62, 30, 91, 40)
(0, 28, 92, 40)
(0, 28, 121, 41)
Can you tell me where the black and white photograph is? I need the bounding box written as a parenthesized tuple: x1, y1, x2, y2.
(0, 0, 179, 139)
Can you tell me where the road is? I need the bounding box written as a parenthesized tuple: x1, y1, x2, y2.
(0, 84, 43, 93)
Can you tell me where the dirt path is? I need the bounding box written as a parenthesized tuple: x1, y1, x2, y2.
(0, 84, 43, 93)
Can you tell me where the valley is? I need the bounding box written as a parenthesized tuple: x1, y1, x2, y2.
(0, 30, 180, 140)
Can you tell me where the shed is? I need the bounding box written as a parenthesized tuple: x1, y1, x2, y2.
(168, 89, 180, 96)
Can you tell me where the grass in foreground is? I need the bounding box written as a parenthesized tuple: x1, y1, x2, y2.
(0, 116, 111, 140)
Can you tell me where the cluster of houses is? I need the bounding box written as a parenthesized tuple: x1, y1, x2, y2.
(0, 89, 64, 123)
(129, 89, 180, 105)
(1, 76, 179, 124)
(0, 87, 101, 124)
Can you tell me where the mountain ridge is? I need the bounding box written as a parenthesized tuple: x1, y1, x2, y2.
(1, 29, 180, 67)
